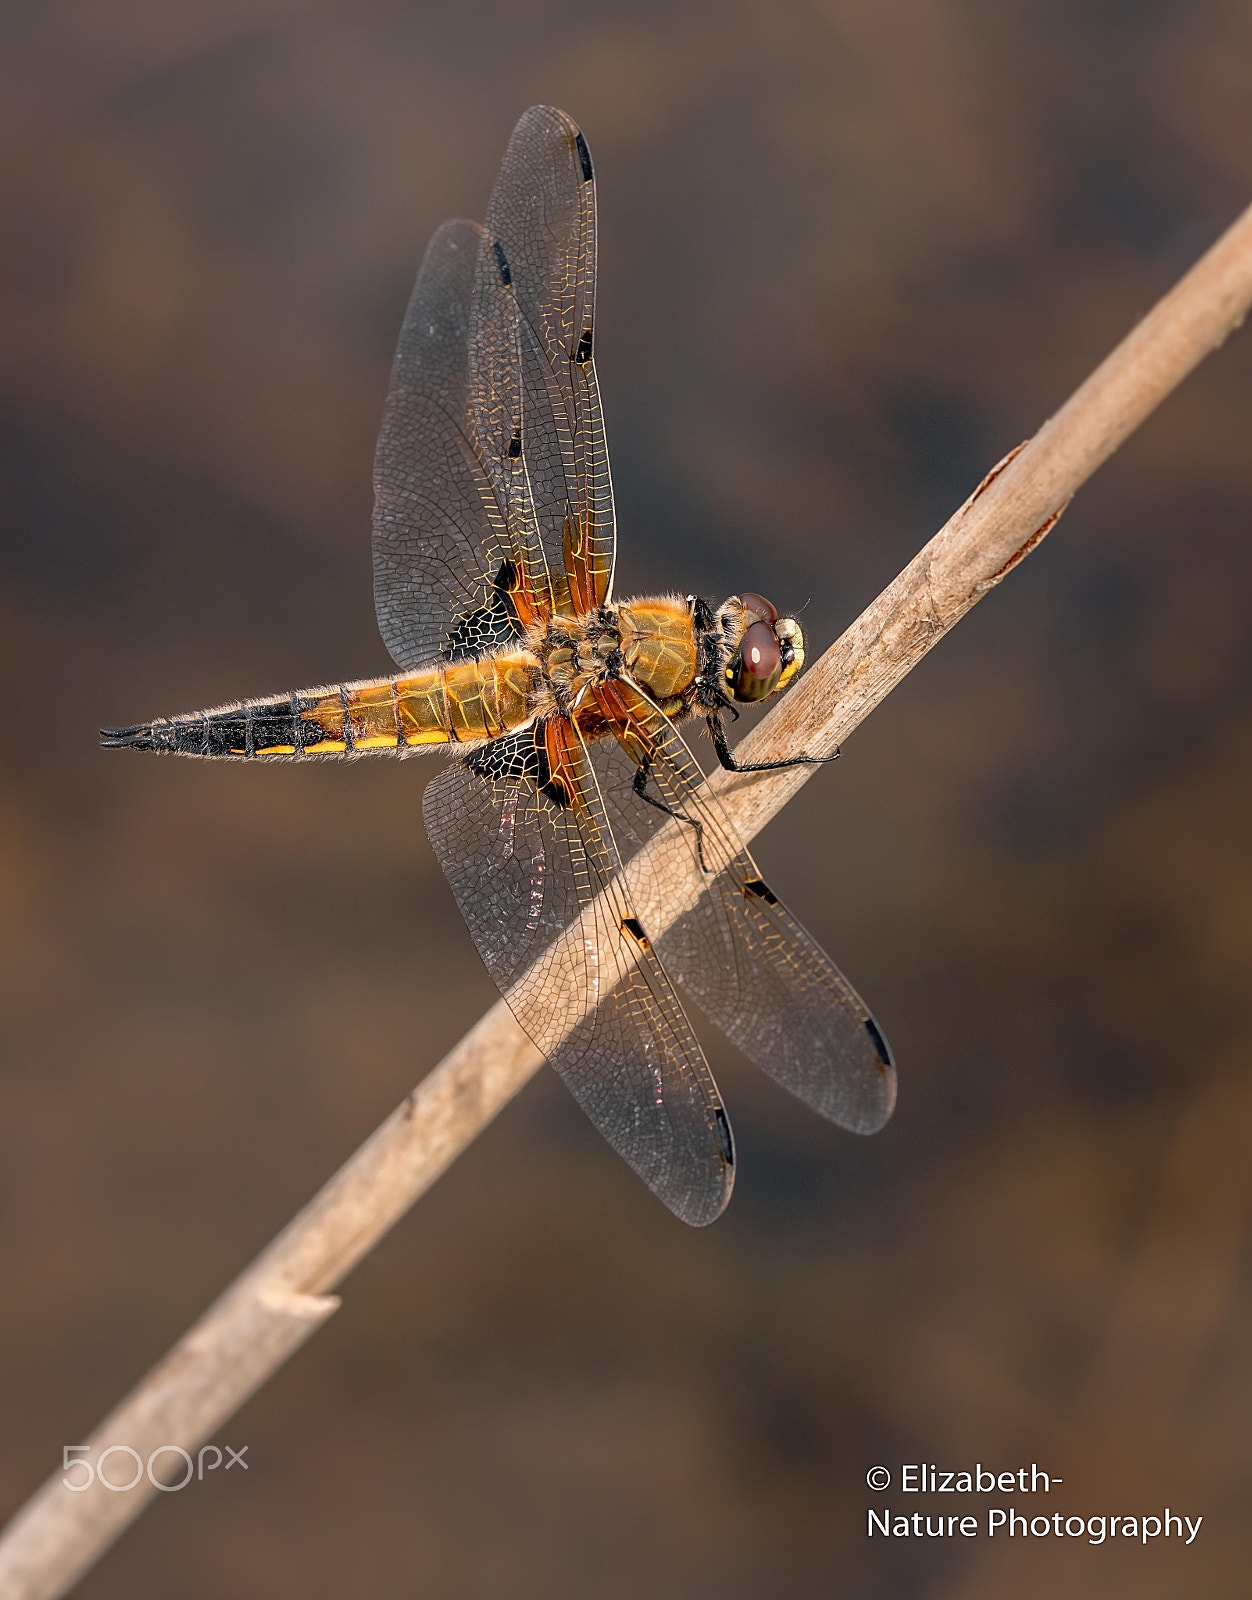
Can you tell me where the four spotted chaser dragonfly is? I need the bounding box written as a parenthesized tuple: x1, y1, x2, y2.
(103, 106, 895, 1225)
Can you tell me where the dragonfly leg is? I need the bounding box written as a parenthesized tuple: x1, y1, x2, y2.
(633, 759, 709, 873)
(708, 712, 840, 774)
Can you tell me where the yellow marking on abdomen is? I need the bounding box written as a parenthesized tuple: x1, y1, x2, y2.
(298, 651, 539, 752)
(127, 649, 540, 761)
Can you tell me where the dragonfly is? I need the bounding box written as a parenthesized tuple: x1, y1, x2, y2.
(102, 106, 895, 1225)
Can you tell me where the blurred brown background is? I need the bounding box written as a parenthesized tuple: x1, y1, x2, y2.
(2, 2, 1250, 1596)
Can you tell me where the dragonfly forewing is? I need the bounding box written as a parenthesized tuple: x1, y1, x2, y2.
(482, 104, 615, 612)
(373, 218, 530, 671)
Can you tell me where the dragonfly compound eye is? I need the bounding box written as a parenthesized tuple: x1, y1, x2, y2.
(732, 621, 783, 701)
(738, 591, 778, 625)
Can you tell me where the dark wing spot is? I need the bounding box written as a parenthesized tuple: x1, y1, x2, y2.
(467, 725, 542, 785)
(507, 429, 521, 458)
(714, 1108, 735, 1166)
(573, 327, 593, 364)
(441, 560, 524, 661)
(574, 130, 593, 182)
(864, 1017, 894, 1068)
(744, 877, 779, 905)
(538, 770, 572, 809)
(492, 239, 512, 285)
(469, 724, 572, 809)
(620, 916, 650, 949)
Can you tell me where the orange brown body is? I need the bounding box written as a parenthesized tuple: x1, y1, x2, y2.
(103, 595, 802, 763)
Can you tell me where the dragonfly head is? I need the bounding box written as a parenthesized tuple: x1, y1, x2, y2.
(719, 592, 805, 703)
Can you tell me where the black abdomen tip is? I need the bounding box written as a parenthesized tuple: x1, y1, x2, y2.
(100, 719, 206, 754)
(101, 723, 161, 751)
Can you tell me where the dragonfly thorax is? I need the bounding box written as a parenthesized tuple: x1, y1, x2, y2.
(528, 606, 625, 716)
(523, 592, 807, 727)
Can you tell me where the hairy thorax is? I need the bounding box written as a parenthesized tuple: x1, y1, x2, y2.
(525, 596, 707, 722)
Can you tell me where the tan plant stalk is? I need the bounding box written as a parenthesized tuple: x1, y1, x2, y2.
(3, 198, 1252, 1600)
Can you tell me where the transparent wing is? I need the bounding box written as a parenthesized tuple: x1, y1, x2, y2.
(372, 107, 614, 669)
(422, 717, 734, 1225)
(372, 218, 547, 669)
(480, 105, 615, 613)
(585, 682, 897, 1134)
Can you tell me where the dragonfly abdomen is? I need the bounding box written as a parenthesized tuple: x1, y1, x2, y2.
(101, 651, 540, 759)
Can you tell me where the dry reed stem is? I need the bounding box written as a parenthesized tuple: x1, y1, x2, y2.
(3, 198, 1252, 1600)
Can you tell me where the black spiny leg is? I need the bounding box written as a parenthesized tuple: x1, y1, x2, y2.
(633, 759, 709, 874)
(708, 711, 840, 774)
